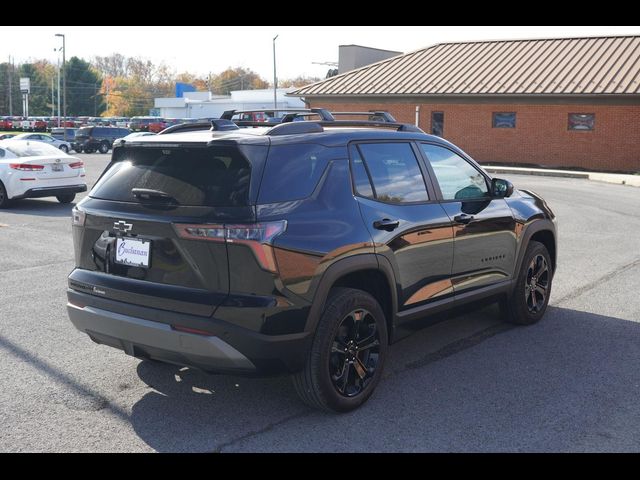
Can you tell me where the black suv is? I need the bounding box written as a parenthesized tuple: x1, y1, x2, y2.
(73, 126, 131, 154)
(67, 115, 557, 412)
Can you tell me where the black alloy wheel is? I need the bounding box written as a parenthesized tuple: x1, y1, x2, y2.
(525, 254, 550, 314)
(330, 308, 381, 397)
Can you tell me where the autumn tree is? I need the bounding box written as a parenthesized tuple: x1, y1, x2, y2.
(211, 67, 268, 95)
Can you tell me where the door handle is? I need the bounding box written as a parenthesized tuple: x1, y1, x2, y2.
(373, 218, 400, 232)
(454, 214, 474, 224)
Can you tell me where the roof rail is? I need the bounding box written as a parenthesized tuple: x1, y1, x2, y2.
(158, 119, 239, 135)
(266, 122, 324, 136)
(158, 121, 211, 135)
(221, 108, 335, 122)
(318, 120, 424, 132)
(332, 111, 397, 122)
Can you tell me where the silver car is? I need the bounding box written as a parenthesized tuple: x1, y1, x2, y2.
(7, 133, 72, 153)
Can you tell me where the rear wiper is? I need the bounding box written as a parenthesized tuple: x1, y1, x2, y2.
(132, 188, 178, 204)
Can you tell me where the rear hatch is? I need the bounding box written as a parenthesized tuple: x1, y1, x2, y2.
(70, 142, 263, 317)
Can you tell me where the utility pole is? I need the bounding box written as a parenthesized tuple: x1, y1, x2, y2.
(51, 76, 54, 116)
(57, 56, 61, 127)
(55, 33, 66, 140)
(8, 56, 13, 116)
(273, 34, 279, 110)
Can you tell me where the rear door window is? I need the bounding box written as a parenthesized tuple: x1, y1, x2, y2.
(355, 142, 429, 204)
(91, 146, 251, 207)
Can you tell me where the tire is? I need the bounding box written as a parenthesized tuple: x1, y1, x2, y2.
(56, 193, 75, 204)
(59, 144, 69, 153)
(74, 147, 83, 154)
(0, 181, 10, 208)
(502, 241, 553, 325)
(98, 142, 109, 154)
(84, 148, 95, 154)
(292, 287, 388, 413)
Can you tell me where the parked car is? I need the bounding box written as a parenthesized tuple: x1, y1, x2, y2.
(0, 139, 86, 207)
(0, 117, 13, 131)
(32, 118, 48, 132)
(129, 116, 162, 132)
(66, 117, 557, 412)
(51, 128, 77, 142)
(73, 126, 131, 154)
(7, 133, 72, 153)
(0, 133, 16, 140)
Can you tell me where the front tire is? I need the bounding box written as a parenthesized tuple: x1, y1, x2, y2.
(56, 193, 75, 204)
(502, 241, 553, 325)
(293, 287, 388, 412)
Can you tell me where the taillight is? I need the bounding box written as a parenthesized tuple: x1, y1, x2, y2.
(69, 161, 84, 169)
(10, 163, 44, 171)
(174, 221, 287, 273)
(71, 207, 86, 227)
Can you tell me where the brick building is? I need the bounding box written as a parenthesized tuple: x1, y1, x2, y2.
(291, 36, 640, 173)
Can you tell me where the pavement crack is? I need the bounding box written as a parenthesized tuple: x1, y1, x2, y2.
(554, 256, 640, 305)
(212, 410, 311, 452)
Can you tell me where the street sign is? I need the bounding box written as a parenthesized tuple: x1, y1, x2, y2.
(20, 78, 30, 94)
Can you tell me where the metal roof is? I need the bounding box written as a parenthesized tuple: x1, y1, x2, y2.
(291, 36, 640, 96)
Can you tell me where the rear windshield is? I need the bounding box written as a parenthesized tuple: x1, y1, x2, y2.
(90, 146, 251, 207)
(76, 127, 92, 137)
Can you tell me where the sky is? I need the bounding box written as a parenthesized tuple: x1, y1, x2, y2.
(2, 26, 638, 81)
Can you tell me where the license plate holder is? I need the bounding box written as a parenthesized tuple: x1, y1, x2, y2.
(115, 237, 151, 268)
(52, 164, 64, 172)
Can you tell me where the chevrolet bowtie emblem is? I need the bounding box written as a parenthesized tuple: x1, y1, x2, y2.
(113, 221, 133, 233)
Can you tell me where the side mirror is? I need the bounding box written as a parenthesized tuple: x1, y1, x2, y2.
(491, 178, 514, 198)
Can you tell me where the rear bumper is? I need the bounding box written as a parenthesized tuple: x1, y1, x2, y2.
(66, 288, 313, 375)
(68, 303, 257, 373)
(13, 184, 86, 200)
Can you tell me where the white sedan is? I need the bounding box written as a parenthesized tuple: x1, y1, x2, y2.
(0, 140, 87, 208)
(8, 132, 73, 153)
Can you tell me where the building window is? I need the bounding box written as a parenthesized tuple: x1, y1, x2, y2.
(568, 113, 595, 131)
(492, 112, 516, 128)
(431, 111, 444, 137)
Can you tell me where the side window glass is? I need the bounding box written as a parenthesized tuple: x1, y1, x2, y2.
(420, 144, 489, 200)
(349, 145, 374, 199)
(357, 143, 428, 204)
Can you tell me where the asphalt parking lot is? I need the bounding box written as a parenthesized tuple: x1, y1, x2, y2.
(1, 153, 639, 452)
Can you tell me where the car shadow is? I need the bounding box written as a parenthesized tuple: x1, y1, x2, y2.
(129, 306, 640, 452)
(2, 198, 77, 217)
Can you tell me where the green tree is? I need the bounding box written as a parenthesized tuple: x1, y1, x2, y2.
(18, 62, 53, 116)
(65, 57, 105, 116)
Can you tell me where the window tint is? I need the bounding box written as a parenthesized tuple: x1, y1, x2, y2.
(420, 144, 489, 200)
(76, 127, 92, 137)
(431, 111, 444, 137)
(492, 112, 516, 128)
(258, 144, 331, 203)
(357, 143, 428, 204)
(349, 145, 374, 198)
(91, 146, 251, 207)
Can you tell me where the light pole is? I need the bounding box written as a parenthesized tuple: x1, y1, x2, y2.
(54, 46, 61, 127)
(273, 34, 278, 110)
(55, 33, 66, 140)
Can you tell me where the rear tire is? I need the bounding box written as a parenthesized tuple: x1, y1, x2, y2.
(59, 144, 69, 153)
(98, 142, 109, 154)
(502, 241, 553, 325)
(292, 287, 388, 413)
(0, 181, 10, 208)
(74, 147, 83, 154)
(56, 193, 75, 204)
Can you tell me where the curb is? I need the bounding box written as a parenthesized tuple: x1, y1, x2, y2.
(483, 166, 640, 187)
